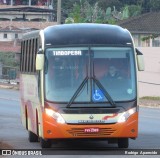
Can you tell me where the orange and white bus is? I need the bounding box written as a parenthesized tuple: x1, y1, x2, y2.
(20, 23, 144, 148)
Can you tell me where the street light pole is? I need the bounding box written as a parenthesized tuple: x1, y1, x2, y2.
(29, 0, 31, 6)
(11, 0, 13, 6)
(57, 0, 61, 24)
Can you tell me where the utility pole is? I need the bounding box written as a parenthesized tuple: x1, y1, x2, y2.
(51, 0, 54, 7)
(57, 0, 61, 24)
(11, 0, 13, 6)
(29, 0, 31, 6)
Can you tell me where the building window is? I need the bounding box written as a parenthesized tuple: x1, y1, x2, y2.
(3, 33, 7, 39)
(140, 35, 150, 47)
(152, 36, 160, 47)
(132, 34, 140, 47)
(15, 34, 18, 39)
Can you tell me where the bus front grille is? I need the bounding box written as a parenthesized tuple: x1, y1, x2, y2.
(67, 128, 116, 137)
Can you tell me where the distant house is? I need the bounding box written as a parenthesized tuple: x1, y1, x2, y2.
(0, 21, 56, 79)
(118, 12, 160, 73)
(118, 12, 160, 47)
(0, 2, 56, 79)
(0, 21, 56, 53)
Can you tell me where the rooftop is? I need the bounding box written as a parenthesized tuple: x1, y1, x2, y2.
(118, 12, 160, 34)
(0, 5, 53, 13)
(0, 21, 56, 31)
(0, 21, 57, 53)
(0, 41, 20, 53)
(0, 5, 49, 9)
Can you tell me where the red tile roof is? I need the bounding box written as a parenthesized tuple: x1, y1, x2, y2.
(0, 5, 56, 53)
(0, 41, 20, 53)
(0, 21, 57, 53)
(0, 21, 57, 30)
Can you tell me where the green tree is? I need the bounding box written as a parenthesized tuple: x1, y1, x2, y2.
(98, 0, 123, 11)
(0, 52, 17, 67)
(69, 3, 84, 23)
(122, 5, 129, 19)
(121, 5, 142, 18)
(128, 5, 142, 17)
(149, 0, 160, 11)
(66, 0, 117, 24)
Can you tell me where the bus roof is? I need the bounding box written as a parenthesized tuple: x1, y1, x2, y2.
(44, 23, 133, 47)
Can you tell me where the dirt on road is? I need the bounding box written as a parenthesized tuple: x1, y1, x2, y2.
(0, 141, 13, 149)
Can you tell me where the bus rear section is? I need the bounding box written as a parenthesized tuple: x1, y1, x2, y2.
(20, 23, 144, 148)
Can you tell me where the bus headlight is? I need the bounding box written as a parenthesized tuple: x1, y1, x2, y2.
(117, 107, 137, 123)
(45, 108, 65, 124)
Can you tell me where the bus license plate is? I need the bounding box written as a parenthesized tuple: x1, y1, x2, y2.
(84, 128, 99, 133)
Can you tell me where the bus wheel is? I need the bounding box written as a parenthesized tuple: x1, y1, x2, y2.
(28, 131, 38, 142)
(40, 138, 52, 148)
(118, 138, 129, 148)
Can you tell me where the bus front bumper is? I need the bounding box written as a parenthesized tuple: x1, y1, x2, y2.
(42, 112, 138, 139)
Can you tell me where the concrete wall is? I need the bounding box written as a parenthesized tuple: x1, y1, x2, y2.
(137, 47, 160, 73)
(137, 47, 160, 97)
(0, 32, 22, 41)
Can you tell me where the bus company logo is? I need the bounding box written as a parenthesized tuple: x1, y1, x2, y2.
(89, 115, 94, 119)
(78, 120, 105, 123)
(2, 150, 12, 156)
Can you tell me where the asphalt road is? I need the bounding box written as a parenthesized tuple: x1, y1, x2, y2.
(0, 89, 160, 157)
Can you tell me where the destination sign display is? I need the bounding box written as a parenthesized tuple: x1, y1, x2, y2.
(53, 51, 82, 56)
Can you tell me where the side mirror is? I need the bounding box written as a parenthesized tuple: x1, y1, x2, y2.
(36, 50, 44, 70)
(135, 48, 145, 71)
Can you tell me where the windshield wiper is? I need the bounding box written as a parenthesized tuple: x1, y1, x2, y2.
(66, 76, 89, 108)
(92, 77, 116, 107)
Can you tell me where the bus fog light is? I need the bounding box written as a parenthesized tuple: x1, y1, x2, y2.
(45, 108, 65, 124)
(47, 130, 52, 134)
(118, 107, 136, 123)
(131, 129, 135, 133)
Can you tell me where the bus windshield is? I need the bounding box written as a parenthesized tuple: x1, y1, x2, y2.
(45, 47, 136, 103)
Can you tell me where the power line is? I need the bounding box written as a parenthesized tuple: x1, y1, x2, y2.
(139, 81, 160, 86)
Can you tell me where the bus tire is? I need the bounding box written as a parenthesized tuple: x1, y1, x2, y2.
(118, 138, 129, 148)
(28, 131, 38, 142)
(40, 138, 52, 148)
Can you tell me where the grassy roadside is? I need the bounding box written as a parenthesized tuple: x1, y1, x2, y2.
(0, 83, 19, 90)
(139, 96, 160, 108)
(140, 96, 160, 100)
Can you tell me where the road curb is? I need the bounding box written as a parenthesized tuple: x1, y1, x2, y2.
(139, 104, 160, 109)
(0, 97, 20, 102)
(0, 84, 19, 90)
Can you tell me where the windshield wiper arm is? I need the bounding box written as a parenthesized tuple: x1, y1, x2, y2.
(92, 77, 116, 107)
(66, 77, 89, 108)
